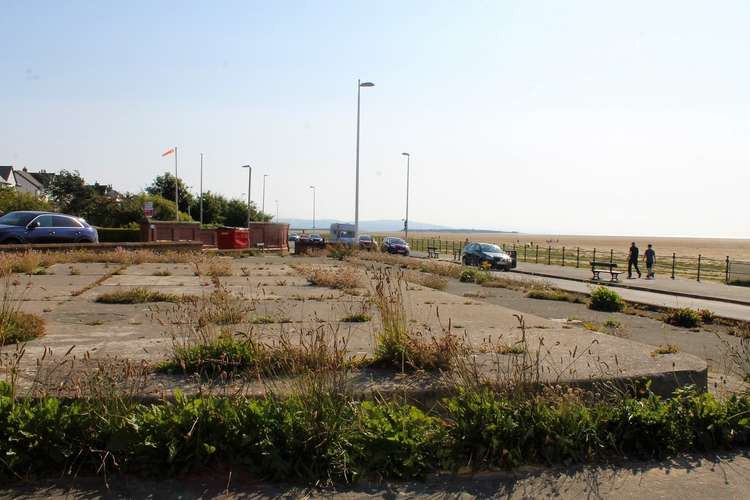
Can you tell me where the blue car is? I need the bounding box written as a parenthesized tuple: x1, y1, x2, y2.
(0, 211, 99, 244)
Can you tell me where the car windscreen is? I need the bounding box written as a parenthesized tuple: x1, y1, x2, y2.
(480, 244, 503, 253)
(391, 238, 406, 244)
(359, 235, 371, 241)
(0, 212, 39, 226)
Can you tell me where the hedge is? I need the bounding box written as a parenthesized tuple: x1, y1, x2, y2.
(1, 383, 749, 482)
(96, 227, 142, 243)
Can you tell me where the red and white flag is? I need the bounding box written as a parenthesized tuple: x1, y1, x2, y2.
(161, 147, 175, 157)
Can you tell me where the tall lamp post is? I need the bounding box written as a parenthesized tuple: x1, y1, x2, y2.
(401, 152, 410, 240)
(262, 174, 269, 214)
(241, 165, 252, 232)
(354, 79, 375, 236)
(309, 185, 316, 229)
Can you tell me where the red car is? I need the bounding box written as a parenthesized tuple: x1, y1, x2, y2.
(358, 234, 377, 251)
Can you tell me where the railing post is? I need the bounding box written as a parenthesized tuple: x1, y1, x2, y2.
(576, 247, 580, 268)
(593, 248, 596, 264)
(524, 244, 527, 262)
(535, 245, 539, 264)
(671, 253, 676, 279)
(609, 249, 613, 265)
(562, 246, 565, 267)
(726, 256, 730, 284)
(697, 254, 702, 282)
(547, 246, 551, 265)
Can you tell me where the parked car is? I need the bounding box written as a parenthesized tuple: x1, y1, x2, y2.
(288, 232, 299, 242)
(381, 236, 410, 255)
(0, 211, 99, 244)
(308, 234, 324, 244)
(462, 242, 513, 270)
(358, 234, 377, 251)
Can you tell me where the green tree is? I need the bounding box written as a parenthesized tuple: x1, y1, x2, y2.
(146, 173, 195, 215)
(47, 170, 93, 215)
(0, 186, 52, 213)
(222, 198, 271, 227)
(189, 191, 228, 226)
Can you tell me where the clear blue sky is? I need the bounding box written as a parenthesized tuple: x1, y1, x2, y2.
(2, 0, 749, 237)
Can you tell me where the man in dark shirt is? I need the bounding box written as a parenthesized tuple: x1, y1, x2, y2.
(644, 244, 656, 279)
(628, 242, 641, 279)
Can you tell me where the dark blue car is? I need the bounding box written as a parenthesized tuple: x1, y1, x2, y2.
(0, 211, 99, 244)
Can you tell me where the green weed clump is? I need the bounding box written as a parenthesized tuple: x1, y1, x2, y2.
(588, 286, 624, 312)
(371, 269, 462, 371)
(652, 344, 679, 355)
(95, 288, 183, 304)
(2, 384, 749, 482)
(666, 308, 702, 328)
(341, 313, 371, 323)
(526, 289, 581, 303)
(0, 311, 45, 344)
(697, 309, 716, 324)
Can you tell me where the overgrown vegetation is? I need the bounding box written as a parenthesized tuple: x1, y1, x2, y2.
(95, 287, 183, 304)
(665, 308, 702, 328)
(341, 313, 371, 323)
(652, 344, 679, 355)
(588, 286, 625, 312)
(295, 265, 361, 290)
(0, 275, 45, 344)
(1, 383, 749, 482)
(406, 271, 448, 290)
(526, 289, 582, 303)
(370, 268, 462, 371)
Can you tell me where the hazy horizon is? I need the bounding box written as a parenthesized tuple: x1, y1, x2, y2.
(3, 1, 749, 238)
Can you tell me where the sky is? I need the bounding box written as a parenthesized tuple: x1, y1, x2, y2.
(2, 0, 749, 237)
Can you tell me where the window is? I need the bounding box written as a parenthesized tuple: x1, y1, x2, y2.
(52, 215, 82, 228)
(34, 215, 55, 227)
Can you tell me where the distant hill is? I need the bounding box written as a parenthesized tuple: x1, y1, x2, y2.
(278, 218, 515, 233)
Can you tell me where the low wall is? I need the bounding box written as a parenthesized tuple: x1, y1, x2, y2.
(140, 219, 217, 246)
(0, 241, 203, 254)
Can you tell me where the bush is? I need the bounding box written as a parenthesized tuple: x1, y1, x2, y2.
(96, 227, 141, 243)
(327, 243, 356, 261)
(588, 286, 624, 312)
(459, 268, 477, 283)
(526, 289, 576, 302)
(666, 308, 702, 328)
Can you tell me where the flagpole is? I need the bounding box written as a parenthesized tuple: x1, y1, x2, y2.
(199, 153, 204, 225)
(174, 146, 179, 221)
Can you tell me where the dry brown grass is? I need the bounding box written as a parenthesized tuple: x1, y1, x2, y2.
(293, 264, 361, 290)
(405, 270, 448, 290)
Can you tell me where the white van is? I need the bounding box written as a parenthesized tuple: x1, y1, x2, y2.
(329, 223, 356, 246)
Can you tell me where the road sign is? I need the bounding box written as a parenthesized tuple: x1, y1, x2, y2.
(143, 201, 154, 218)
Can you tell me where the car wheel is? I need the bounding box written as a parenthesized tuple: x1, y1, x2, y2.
(462, 256, 469, 265)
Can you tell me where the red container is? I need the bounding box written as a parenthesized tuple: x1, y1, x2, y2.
(216, 227, 250, 249)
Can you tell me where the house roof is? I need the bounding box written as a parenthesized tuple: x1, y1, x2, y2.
(14, 169, 44, 189)
(0, 166, 13, 183)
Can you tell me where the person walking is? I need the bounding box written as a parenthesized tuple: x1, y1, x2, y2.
(644, 244, 656, 279)
(628, 242, 641, 279)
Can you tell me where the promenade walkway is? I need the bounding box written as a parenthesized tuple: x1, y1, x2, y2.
(412, 251, 750, 321)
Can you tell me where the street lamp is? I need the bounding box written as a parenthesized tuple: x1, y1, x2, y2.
(199, 153, 204, 225)
(241, 165, 251, 231)
(355, 79, 375, 236)
(309, 185, 316, 229)
(402, 152, 410, 240)
(262, 174, 269, 215)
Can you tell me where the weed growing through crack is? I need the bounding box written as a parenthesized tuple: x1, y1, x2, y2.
(95, 288, 185, 304)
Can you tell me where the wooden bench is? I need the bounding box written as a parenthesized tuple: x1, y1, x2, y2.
(589, 261, 622, 282)
(255, 242, 265, 252)
(427, 246, 440, 259)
